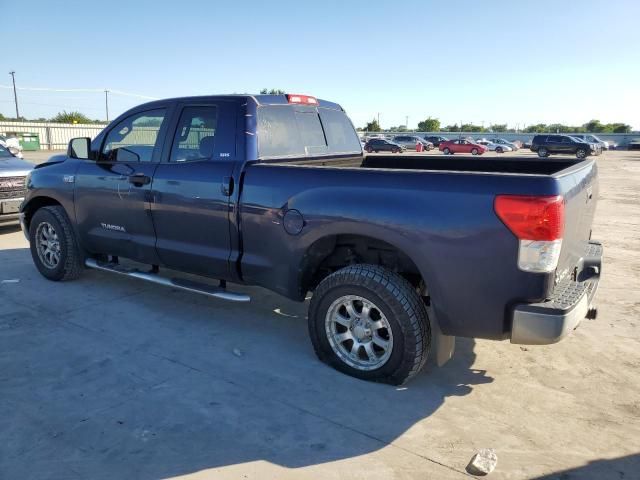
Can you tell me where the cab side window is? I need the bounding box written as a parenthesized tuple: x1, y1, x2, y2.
(102, 109, 166, 162)
(169, 106, 218, 162)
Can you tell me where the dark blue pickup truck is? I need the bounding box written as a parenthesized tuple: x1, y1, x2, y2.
(20, 94, 602, 384)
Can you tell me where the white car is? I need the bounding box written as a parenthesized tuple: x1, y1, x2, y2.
(475, 139, 513, 153)
(0, 135, 23, 158)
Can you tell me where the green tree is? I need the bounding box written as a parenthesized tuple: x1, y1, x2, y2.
(461, 123, 485, 132)
(417, 117, 440, 132)
(259, 88, 285, 95)
(523, 123, 549, 133)
(388, 125, 408, 132)
(50, 111, 92, 124)
(583, 119, 605, 133)
(490, 124, 508, 132)
(610, 123, 631, 133)
(363, 119, 381, 132)
(444, 124, 460, 132)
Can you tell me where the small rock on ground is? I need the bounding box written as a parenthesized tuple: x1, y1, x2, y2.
(466, 448, 497, 476)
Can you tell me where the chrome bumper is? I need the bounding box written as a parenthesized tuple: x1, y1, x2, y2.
(511, 241, 602, 345)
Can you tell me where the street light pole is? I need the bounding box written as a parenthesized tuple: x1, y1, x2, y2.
(104, 90, 110, 122)
(9, 71, 19, 119)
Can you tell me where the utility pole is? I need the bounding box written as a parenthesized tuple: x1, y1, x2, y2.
(377, 112, 380, 126)
(405, 116, 409, 130)
(104, 90, 110, 122)
(9, 71, 19, 119)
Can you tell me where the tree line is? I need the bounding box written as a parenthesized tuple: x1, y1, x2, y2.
(360, 118, 633, 134)
(0, 111, 106, 124)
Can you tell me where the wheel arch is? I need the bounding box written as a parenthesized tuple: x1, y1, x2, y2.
(22, 196, 65, 233)
(298, 233, 430, 300)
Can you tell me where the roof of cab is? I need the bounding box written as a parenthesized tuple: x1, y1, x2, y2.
(132, 94, 343, 112)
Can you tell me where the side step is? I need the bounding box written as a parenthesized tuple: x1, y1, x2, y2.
(85, 258, 250, 303)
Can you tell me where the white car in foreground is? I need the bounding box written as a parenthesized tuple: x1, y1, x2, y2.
(475, 139, 513, 153)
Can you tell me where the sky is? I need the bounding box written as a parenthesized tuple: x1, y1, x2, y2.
(2, 0, 639, 130)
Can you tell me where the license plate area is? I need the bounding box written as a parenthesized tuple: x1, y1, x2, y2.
(0, 199, 21, 214)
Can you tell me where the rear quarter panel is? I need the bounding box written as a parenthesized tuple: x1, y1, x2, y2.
(239, 163, 561, 339)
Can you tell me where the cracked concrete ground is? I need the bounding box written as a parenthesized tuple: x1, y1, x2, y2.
(1, 150, 639, 479)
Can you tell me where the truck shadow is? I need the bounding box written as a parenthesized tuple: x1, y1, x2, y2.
(0, 246, 493, 478)
(531, 453, 640, 480)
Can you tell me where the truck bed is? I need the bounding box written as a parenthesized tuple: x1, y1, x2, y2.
(267, 154, 582, 176)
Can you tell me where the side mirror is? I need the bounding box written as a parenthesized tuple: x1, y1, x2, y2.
(68, 137, 91, 160)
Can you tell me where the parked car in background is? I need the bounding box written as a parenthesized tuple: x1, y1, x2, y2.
(571, 134, 609, 150)
(530, 135, 602, 159)
(392, 135, 433, 151)
(439, 138, 487, 155)
(0, 135, 24, 159)
(364, 138, 404, 153)
(488, 138, 519, 151)
(424, 135, 449, 147)
(475, 139, 513, 153)
(0, 144, 32, 227)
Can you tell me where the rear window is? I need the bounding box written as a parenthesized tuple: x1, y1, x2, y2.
(257, 105, 361, 159)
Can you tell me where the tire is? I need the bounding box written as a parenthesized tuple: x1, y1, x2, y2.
(538, 147, 549, 158)
(576, 148, 587, 159)
(471, 148, 479, 155)
(443, 148, 451, 155)
(374, 150, 379, 153)
(29, 206, 83, 281)
(392, 149, 399, 154)
(308, 264, 430, 385)
(365, 147, 373, 153)
(496, 147, 503, 154)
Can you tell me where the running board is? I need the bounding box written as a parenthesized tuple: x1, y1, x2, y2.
(85, 258, 250, 302)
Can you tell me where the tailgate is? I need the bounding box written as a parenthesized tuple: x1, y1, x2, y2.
(555, 160, 599, 283)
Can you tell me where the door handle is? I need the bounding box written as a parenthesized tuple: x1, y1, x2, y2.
(221, 176, 234, 196)
(129, 173, 151, 186)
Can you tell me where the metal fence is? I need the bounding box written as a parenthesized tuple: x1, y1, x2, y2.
(0, 121, 107, 150)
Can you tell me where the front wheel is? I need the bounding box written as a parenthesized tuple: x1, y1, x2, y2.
(471, 148, 479, 155)
(576, 148, 587, 159)
(29, 206, 83, 281)
(496, 147, 503, 153)
(538, 147, 549, 158)
(308, 265, 430, 385)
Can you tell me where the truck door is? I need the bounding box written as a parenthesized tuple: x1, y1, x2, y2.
(74, 108, 170, 264)
(150, 101, 237, 279)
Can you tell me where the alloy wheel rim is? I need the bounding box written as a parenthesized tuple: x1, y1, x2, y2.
(325, 295, 393, 371)
(36, 222, 61, 269)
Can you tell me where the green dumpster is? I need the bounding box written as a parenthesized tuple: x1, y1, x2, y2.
(6, 132, 41, 151)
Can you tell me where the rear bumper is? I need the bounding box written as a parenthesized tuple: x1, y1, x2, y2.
(510, 241, 602, 345)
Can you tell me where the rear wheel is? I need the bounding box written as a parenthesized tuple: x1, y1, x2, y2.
(392, 148, 399, 153)
(308, 265, 430, 385)
(471, 148, 479, 155)
(538, 147, 549, 158)
(29, 206, 83, 281)
(374, 150, 379, 153)
(496, 147, 504, 154)
(576, 148, 587, 159)
(365, 147, 373, 153)
(443, 147, 451, 155)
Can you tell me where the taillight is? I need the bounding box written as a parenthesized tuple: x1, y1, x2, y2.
(286, 94, 319, 105)
(495, 195, 564, 273)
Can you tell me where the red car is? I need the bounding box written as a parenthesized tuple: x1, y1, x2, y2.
(439, 139, 487, 155)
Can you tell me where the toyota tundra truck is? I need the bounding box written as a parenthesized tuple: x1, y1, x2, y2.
(19, 94, 602, 384)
